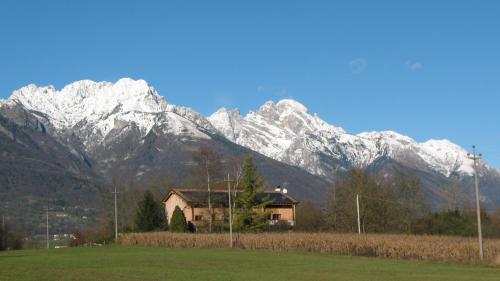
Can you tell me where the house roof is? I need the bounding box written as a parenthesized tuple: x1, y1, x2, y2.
(162, 188, 299, 207)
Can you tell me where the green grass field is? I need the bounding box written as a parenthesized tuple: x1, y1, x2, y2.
(0, 246, 499, 281)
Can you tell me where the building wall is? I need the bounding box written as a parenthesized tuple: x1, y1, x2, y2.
(191, 206, 296, 226)
(164, 192, 297, 227)
(164, 193, 193, 224)
(192, 207, 227, 223)
(266, 207, 294, 220)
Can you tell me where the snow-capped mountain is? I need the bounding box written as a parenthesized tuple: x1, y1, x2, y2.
(209, 99, 483, 178)
(3, 77, 499, 234)
(5, 78, 492, 180)
(2, 78, 330, 189)
(0, 78, 332, 230)
(9, 78, 215, 150)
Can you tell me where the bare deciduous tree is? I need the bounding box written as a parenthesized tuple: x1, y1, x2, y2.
(192, 147, 222, 232)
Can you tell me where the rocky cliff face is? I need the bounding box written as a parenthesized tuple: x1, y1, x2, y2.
(208, 99, 494, 179)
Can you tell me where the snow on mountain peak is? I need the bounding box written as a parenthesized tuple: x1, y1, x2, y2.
(6, 81, 482, 178)
(251, 99, 345, 135)
(210, 99, 348, 168)
(208, 108, 243, 142)
(358, 131, 416, 146)
(418, 139, 474, 176)
(357, 132, 474, 176)
(10, 78, 168, 128)
(9, 78, 212, 148)
(256, 99, 309, 118)
(276, 99, 308, 112)
(209, 99, 477, 178)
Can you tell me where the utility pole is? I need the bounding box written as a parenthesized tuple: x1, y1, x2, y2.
(356, 194, 361, 235)
(112, 184, 120, 242)
(206, 161, 212, 233)
(468, 145, 484, 260)
(46, 204, 49, 249)
(225, 174, 233, 248)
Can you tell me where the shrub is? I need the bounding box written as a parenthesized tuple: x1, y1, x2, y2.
(414, 210, 475, 236)
(170, 206, 188, 232)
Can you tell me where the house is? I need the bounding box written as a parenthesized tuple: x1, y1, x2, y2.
(162, 188, 299, 228)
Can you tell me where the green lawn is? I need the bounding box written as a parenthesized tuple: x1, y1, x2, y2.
(0, 246, 499, 281)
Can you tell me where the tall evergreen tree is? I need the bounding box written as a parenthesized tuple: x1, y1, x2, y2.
(170, 206, 188, 232)
(234, 157, 271, 231)
(134, 191, 167, 232)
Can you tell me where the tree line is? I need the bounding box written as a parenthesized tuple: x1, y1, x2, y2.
(76, 149, 500, 245)
(295, 168, 500, 237)
(50, 147, 500, 248)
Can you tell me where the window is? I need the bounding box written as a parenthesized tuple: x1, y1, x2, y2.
(194, 215, 204, 221)
(271, 214, 281, 221)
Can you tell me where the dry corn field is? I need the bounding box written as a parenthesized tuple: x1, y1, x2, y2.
(120, 232, 500, 264)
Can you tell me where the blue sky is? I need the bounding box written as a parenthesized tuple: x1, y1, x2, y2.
(1, 1, 499, 166)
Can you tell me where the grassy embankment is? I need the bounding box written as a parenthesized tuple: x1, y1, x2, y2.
(1, 246, 500, 281)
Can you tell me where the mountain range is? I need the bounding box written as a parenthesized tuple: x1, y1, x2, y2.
(1, 78, 499, 233)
